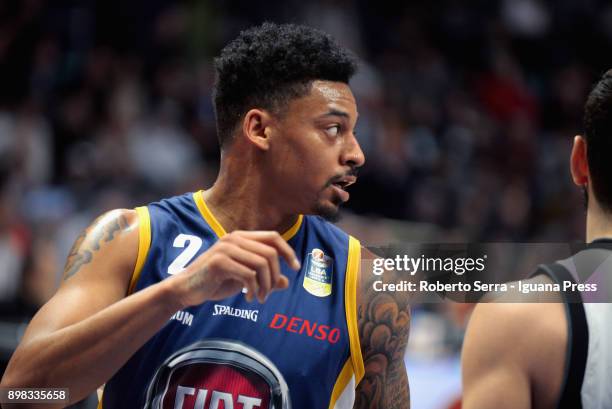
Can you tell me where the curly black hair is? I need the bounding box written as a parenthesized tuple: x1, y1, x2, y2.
(584, 68, 612, 211)
(213, 22, 358, 148)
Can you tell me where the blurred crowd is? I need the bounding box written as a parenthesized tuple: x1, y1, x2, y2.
(0, 0, 609, 316)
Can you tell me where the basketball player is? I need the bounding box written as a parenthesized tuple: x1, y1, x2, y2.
(462, 70, 612, 409)
(1, 23, 410, 409)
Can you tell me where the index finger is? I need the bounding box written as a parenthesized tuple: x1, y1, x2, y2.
(234, 231, 300, 270)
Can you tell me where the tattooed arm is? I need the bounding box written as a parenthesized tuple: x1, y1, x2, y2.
(1, 209, 299, 406)
(0, 209, 183, 406)
(354, 249, 411, 409)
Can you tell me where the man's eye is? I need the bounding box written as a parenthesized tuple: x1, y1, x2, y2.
(326, 125, 340, 137)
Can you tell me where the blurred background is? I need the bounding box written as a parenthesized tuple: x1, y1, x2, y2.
(1, 0, 610, 407)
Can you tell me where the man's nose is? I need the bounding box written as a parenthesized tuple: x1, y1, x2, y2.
(341, 133, 365, 168)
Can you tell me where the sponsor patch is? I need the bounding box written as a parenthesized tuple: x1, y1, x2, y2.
(163, 364, 270, 409)
(212, 304, 259, 322)
(144, 340, 291, 409)
(302, 248, 333, 297)
(268, 313, 341, 344)
(170, 310, 194, 327)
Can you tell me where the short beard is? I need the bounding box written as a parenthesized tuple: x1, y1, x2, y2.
(315, 169, 358, 222)
(314, 199, 343, 222)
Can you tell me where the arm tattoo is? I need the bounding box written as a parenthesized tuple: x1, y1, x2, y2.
(355, 258, 411, 409)
(62, 213, 130, 281)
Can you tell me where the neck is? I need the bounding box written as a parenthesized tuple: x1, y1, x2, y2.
(586, 200, 612, 242)
(203, 155, 298, 234)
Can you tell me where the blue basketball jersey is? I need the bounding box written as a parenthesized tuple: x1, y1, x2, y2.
(99, 191, 363, 409)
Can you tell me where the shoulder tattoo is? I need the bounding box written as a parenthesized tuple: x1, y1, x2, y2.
(63, 212, 131, 281)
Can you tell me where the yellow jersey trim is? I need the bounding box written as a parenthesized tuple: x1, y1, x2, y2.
(327, 358, 354, 409)
(96, 391, 103, 409)
(193, 190, 304, 241)
(193, 191, 227, 238)
(127, 206, 151, 295)
(345, 236, 364, 384)
(281, 214, 303, 241)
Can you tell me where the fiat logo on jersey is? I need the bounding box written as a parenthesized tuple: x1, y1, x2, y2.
(143, 339, 291, 409)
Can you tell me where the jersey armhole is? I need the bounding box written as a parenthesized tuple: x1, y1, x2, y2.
(98, 206, 151, 408)
(345, 236, 364, 385)
(126, 206, 152, 295)
(534, 264, 588, 409)
(327, 358, 356, 409)
(96, 388, 104, 409)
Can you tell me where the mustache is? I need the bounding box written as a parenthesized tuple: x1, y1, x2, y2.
(326, 168, 360, 186)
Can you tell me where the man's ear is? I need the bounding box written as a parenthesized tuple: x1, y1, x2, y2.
(242, 109, 274, 151)
(570, 135, 589, 186)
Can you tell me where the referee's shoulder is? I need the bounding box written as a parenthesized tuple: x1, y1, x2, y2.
(464, 299, 567, 377)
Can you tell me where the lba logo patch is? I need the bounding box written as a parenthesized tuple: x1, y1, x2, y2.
(302, 248, 333, 297)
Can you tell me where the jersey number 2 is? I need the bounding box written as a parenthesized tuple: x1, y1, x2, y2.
(167, 234, 203, 275)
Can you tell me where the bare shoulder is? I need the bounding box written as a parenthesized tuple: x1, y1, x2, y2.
(355, 247, 411, 408)
(462, 299, 567, 409)
(466, 297, 567, 358)
(468, 273, 568, 357)
(466, 302, 544, 354)
(19, 208, 141, 344)
(61, 208, 140, 282)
